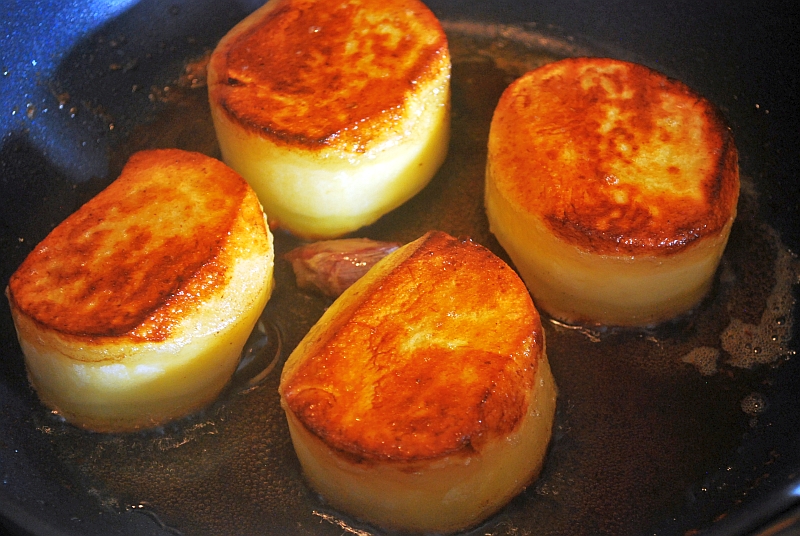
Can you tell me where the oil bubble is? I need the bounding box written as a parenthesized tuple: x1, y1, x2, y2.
(723, 228, 799, 369)
(681, 346, 720, 376)
(740, 392, 768, 417)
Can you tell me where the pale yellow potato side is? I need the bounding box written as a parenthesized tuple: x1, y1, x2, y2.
(486, 168, 734, 326)
(283, 357, 556, 533)
(209, 94, 450, 239)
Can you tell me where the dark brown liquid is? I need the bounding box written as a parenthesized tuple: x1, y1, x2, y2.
(38, 23, 798, 536)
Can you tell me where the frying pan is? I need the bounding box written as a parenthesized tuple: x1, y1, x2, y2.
(1, 0, 798, 535)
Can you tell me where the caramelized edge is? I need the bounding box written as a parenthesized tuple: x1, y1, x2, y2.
(208, 0, 449, 150)
(281, 231, 543, 462)
(7, 149, 260, 344)
(488, 57, 740, 256)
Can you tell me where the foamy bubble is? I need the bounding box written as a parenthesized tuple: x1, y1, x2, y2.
(740, 392, 768, 416)
(681, 346, 720, 376)
(723, 230, 799, 369)
(680, 225, 798, 375)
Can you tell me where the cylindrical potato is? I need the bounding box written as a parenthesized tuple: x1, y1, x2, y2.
(279, 231, 557, 533)
(6, 149, 275, 432)
(486, 57, 739, 326)
(208, 0, 451, 239)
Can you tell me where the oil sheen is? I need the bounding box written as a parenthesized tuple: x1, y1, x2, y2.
(36, 21, 798, 536)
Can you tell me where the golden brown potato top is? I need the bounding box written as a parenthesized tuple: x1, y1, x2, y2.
(208, 0, 448, 149)
(8, 149, 260, 342)
(280, 231, 543, 462)
(488, 57, 739, 255)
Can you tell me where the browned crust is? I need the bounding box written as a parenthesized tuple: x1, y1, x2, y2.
(488, 57, 740, 256)
(7, 149, 258, 342)
(208, 0, 448, 149)
(281, 231, 543, 462)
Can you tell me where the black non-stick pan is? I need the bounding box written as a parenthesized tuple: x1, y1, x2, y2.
(1, 1, 798, 535)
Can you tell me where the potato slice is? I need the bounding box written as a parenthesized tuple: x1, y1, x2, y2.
(207, 0, 451, 239)
(485, 57, 740, 326)
(6, 149, 274, 432)
(279, 231, 556, 533)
